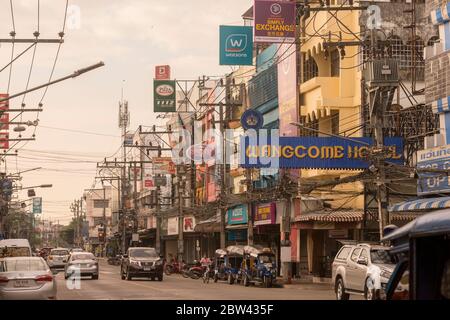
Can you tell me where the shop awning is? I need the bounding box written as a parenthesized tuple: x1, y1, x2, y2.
(194, 215, 221, 233)
(389, 196, 450, 212)
(295, 210, 363, 223)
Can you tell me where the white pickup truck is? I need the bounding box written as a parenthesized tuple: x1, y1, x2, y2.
(332, 243, 396, 300)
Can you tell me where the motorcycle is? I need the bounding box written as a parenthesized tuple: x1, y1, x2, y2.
(202, 263, 214, 284)
(165, 260, 184, 275)
(107, 255, 121, 266)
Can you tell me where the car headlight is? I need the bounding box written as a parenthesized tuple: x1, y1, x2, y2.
(130, 260, 141, 267)
(155, 260, 163, 266)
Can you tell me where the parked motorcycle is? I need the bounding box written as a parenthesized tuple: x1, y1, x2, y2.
(165, 260, 184, 275)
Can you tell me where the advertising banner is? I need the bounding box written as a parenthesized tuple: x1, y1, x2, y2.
(227, 205, 248, 225)
(154, 80, 176, 113)
(0, 132, 9, 149)
(278, 43, 298, 137)
(219, 25, 253, 66)
(254, 202, 276, 226)
(167, 217, 179, 235)
(183, 216, 196, 232)
(143, 162, 156, 190)
(155, 65, 171, 80)
(0, 113, 8, 131)
(254, 0, 296, 43)
(241, 136, 404, 169)
(0, 94, 9, 111)
(129, 166, 142, 181)
(417, 144, 450, 195)
(153, 157, 176, 175)
(32, 197, 42, 214)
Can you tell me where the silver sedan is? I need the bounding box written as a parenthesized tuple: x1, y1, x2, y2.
(64, 252, 99, 280)
(0, 257, 57, 300)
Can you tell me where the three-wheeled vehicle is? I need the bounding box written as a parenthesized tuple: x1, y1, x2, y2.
(382, 209, 450, 300)
(224, 245, 244, 285)
(241, 245, 277, 288)
(213, 248, 228, 282)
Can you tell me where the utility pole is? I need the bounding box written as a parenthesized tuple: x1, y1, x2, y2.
(155, 145, 162, 254)
(102, 184, 106, 257)
(119, 97, 129, 253)
(177, 165, 184, 263)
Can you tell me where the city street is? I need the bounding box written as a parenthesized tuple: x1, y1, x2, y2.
(55, 260, 339, 300)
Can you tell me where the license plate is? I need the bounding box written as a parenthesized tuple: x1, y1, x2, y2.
(143, 267, 151, 271)
(14, 280, 32, 288)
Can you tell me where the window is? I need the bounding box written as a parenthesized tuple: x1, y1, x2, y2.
(3, 259, 47, 272)
(350, 248, 362, 262)
(303, 54, 318, 82)
(93, 199, 109, 209)
(93, 217, 104, 226)
(360, 249, 369, 261)
(330, 49, 340, 77)
(336, 246, 352, 260)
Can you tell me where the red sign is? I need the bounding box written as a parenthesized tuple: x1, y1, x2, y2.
(0, 113, 9, 130)
(0, 132, 9, 149)
(0, 94, 9, 111)
(155, 65, 171, 80)
(144, 179, 154, 188)
(254, 203, 276, 226)
(153, 157, 176, 174)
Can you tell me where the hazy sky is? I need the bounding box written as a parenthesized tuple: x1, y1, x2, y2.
(0, 0, 251, 224)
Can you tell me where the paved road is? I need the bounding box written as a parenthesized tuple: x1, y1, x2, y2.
(55, 260, 341, 300)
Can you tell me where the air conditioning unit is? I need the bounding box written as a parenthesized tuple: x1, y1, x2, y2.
(363, 59, 399, 87)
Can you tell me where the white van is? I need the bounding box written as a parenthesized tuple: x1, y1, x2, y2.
(0, 239, 32, 258)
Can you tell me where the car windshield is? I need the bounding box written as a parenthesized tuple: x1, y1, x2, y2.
(130, 249, 157, 258)
(72, 253, 95, 261)
(1, 259, 47, 272)
(371, 249, 396, 264)
(51, 250, 69, 256)
(259, 255, 274, 263)
(0, 247, 30, 258)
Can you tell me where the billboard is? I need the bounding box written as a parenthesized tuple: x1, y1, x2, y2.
(240, 136, 404, 169)
(0, 94, 9, 111)
(219, 25, 253, 66)
(167, 217, 179, 235)
(155, 65, 171, 80)
(254, 0, 296, 43)
(227, 205, 248, 225)
(153, 157, 176, 175)
(417, 144, 450, 195)
(33, 197, 42, 214)
(0, 113, 8, 131)
(129, 166, 142, 181)
(183, 216, 196, 232)
(154, 80, 176, 113)
(254, 202, 276, 226)
(0, 132, 9, 149)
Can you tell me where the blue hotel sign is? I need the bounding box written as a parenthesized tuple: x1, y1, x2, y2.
(417, 145, 450, 195)
(219, 26, 253, 66)
(240, 136, 404, 169)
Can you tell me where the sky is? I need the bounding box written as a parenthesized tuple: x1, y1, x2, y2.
(0, 0, 251, 225)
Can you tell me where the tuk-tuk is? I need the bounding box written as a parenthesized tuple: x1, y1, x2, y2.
(241, 245, 277, 288)
(213, 248, 228, 283)
(224, 245, 244, 285)
(382, 209, 450, 300)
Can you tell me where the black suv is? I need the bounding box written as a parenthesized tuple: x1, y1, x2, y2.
(121, 247, 164, 281)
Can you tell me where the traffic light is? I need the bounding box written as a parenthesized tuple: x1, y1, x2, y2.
(98, 225, 106, 243)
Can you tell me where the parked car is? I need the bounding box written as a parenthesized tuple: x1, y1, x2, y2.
(121, 247, 163, 281)
(332, 243, 396, 300)
(0, 256, 57, 300)
(0, 239, 32, 258)
(47, 248, 70, 269)
(70, 248, 83, 253)
(65, 252, 99, 280)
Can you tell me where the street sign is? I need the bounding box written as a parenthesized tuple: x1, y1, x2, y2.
(155, 65, 171, 80)
(154, 176, 167, 186)
(32, 197, 42, 214)
(132, 233, 139, 242)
